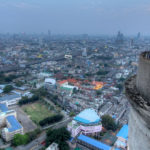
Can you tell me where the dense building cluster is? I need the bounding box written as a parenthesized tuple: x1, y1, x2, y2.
(0, 33, 147, 149)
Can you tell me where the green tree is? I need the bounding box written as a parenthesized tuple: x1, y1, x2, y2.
(73, 88, 78, 94)
(101, 115, 117, 131)
(69, 112, 75, 117)
(26, 128, 41, 141)
(97, 70, 109, 76)
(18, 95, 39, 106)
(32, 87, 48, 97)
(5, 74, 17, 82)
(96, 90, 102, 96)
(46, 127, 70, 150)
(116, 84, 123, 91)
(15, 81, 24, 87)
(39, 114, 63, 126)
(12, 134, 29, 146)
(3, 85, 14, 93)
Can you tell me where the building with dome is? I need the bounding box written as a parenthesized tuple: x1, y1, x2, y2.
(67, 108, 102, 137)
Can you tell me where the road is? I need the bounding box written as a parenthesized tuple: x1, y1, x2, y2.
(15, 117, 72, 150)
(15, 132, 46, 150)
(42, 117, 72, 130)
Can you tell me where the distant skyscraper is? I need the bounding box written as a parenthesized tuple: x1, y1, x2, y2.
(137, 32, 141, 40)
(130, 38, 134, 47)
(82, 48, 87, 57)
(115, 31, 124, 44)
(48, 30, 51, 40)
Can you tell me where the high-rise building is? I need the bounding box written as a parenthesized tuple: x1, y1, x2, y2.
(137, 32, 141, 40)
(115, 31, 124, 44)
(82, 48, 87, 57)
(125, 51, 150, 150)
(48, 30, 51, 41)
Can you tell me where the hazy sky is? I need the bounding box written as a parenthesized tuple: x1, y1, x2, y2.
(0, 0, 150, 35)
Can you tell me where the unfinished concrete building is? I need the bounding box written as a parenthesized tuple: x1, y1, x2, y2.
(125, 51, 150, 150)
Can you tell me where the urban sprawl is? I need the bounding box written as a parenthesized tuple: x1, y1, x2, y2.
(0, 32, 146, 150)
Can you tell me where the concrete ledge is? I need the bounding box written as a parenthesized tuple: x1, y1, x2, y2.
(125, 76, 150, 128)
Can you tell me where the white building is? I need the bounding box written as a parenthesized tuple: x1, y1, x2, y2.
(64, 54, 72, 59)
(0, 103, 23, 141)
(46, 142, 59, 150)
(0, 94, 21, 106)
(45, 78, 56, 85)
(68, 108, 102, 137)
(2, 115, 23, 141)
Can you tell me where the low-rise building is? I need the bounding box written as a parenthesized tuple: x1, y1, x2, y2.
(2, 115, 23, 141)
(0, 94, 21, 106)
(77, 134, 112, 150)
(0, 103, 23, 141)
(115, 124, 128, 149)
(46, 142, 59, 150)
(68, 108, 102, 137)
(0, 103, 16, 126)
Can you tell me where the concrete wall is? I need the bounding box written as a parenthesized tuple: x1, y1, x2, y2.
(136, 53, 150, 102)
(128, 107, 150, 150)
(126, 52, 150, 150)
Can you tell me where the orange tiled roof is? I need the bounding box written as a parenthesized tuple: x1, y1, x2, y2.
(58, 80, 68, 85)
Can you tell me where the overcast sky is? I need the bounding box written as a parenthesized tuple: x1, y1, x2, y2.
(0, 0, 150, 35)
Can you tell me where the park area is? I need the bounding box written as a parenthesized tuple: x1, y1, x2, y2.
(22, 101, 54, 125)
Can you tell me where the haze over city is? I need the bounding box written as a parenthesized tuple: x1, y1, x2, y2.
(1, 0, 150, 35)
(0, 0, 150, 150)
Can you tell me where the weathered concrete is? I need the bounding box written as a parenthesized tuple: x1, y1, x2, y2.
(125, 52, 150, 150)
(136, 52, 150, 102)
(129, 107, 150, 150)
(125, 76, 150, 150)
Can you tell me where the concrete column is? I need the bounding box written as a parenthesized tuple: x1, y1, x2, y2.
(125, 52, 150, 150)
(128, 108, 150, 150)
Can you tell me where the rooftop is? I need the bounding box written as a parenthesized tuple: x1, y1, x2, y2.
(0, 94, 21, 102)
(6, 115, 22, 132)
(74, 108, 101, 124)
(45, 78, 56, 85)
(77, 134, 111, 150)
(117, 124, 128, 140)
(0, 103, 8, 112)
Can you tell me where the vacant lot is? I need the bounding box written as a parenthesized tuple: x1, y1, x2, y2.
(22, 101, 54, 124)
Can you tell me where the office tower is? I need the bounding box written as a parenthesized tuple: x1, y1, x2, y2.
(116, 31, 124, 44)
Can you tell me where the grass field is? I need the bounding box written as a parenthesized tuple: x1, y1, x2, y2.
(22, 101, 54, 124)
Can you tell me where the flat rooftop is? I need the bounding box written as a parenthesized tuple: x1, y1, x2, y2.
(6, 115, 22, 132)
(117, 124, 128, 140)
(0, 103, 8, 112)
(0, 94, 21, 102)
(77, 134, 111, 150)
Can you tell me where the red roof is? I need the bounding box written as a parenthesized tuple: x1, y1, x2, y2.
(67, 78, 77, 83)
(58, 80, 68, 85)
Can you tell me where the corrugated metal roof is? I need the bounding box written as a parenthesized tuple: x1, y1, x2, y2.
(117, 124, 128, 140)
(0, 89, 3, 93)
(0, 103, 8, 112)
(0, 94, 21, 102)
(6, 115, 22, 132)
(77, 134, 111, 150)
